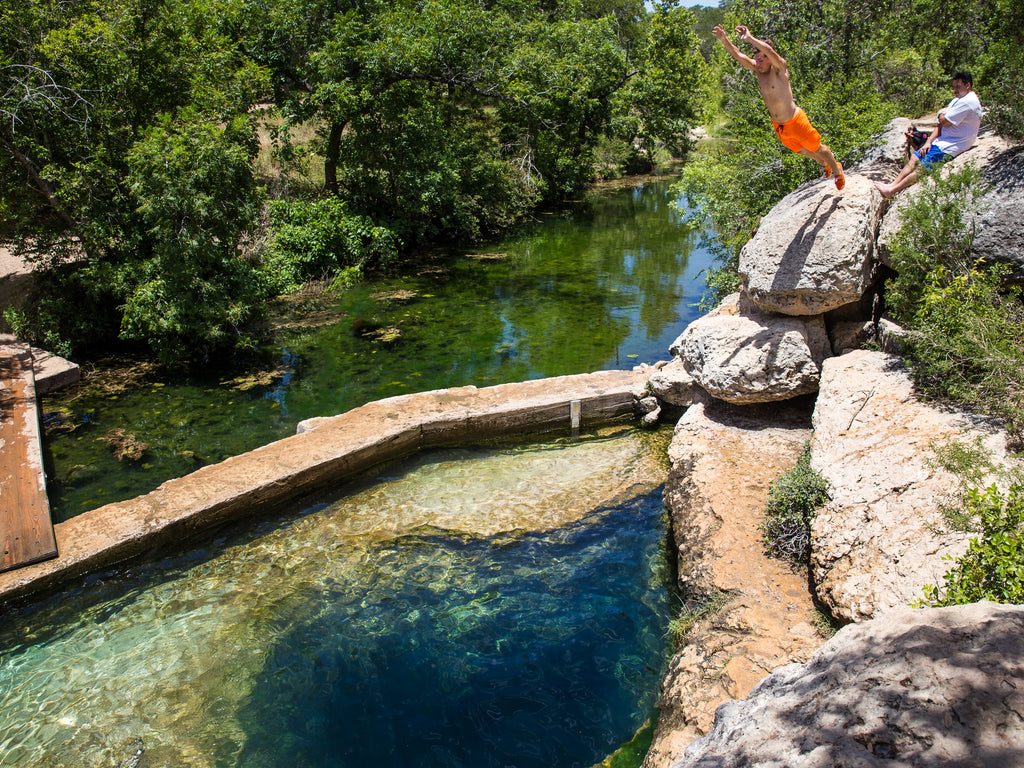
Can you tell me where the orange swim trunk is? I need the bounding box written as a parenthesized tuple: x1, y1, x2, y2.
(771, 107, 822, 154)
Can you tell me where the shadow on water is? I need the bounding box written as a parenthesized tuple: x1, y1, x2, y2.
(41, 176, 712, 520)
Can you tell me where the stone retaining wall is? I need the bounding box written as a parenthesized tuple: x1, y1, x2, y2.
(0, 369, 647, 607)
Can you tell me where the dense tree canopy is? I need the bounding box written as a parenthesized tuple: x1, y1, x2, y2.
(1, 0, 707, 359)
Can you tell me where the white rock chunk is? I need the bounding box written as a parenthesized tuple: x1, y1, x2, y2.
(670, 293, 831, 404)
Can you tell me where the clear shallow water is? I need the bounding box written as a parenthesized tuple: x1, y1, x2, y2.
(42, 176, 712, 519)
(1, 431, 675, 768)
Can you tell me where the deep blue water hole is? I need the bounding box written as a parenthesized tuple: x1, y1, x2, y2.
(0, 437, 675, 768)
(233, 495, 672, 768)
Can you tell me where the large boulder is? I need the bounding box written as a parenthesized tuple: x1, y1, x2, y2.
(673, 602, 1024, 768)
(739, 174, 882, 316)
(808, 350, 1015, 622)
(876, 131, 1015, 268)
(670, 292, 831, 404)
(972, 144, 1024, 282)
(646, 357, 701, 409)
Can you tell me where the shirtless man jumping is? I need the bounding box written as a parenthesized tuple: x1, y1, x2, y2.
(714, 24, 845, 191)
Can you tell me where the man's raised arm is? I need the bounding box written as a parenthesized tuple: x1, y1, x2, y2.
(736, 26, 788, 74)
(713, 25, 756, 70)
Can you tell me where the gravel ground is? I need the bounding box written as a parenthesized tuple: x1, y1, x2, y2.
(0, 245, 30, 279)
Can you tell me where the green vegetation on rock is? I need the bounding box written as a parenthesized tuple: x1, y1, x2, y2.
(761, 442, 829, 565)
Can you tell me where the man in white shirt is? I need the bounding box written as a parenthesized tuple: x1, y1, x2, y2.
(875, 72, 983, 199)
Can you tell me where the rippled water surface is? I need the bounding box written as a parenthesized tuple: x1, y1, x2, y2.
(43, 176, 711, 519)
(1, 430, 675, 768)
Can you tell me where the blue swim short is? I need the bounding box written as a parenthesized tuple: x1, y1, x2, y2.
(914, 144, 952, 169)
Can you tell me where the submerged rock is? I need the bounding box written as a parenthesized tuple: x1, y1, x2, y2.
(673, 602, 1024, 768)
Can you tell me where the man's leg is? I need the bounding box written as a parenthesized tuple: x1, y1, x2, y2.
(874, 155, 921, 199)
(801, 144, 844, 189)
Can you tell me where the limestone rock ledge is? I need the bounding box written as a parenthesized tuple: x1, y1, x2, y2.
(643, 395, 823, 768)
(669, 292, 831, 404)
(673, 602, 1024, 768)
(809, 350, 1015, 622)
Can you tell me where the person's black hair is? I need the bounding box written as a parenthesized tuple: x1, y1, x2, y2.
(953, 71, 973, 86)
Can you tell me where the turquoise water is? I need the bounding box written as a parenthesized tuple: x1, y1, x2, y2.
(1, 431, 675, 768)
(42, 175, 712, 520)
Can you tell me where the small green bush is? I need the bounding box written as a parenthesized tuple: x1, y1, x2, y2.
(263, 198, 400, 293)
(761, 443, 830, 564)
(921, 483, 1024, 606)
(886, 165, 1024, 442)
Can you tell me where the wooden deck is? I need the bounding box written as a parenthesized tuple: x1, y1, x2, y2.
(0, 342, 57, 573)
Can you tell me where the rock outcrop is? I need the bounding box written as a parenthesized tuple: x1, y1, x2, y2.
(876, 130, 1020, 272)
(673, 602, 1024, 768)
(973, 144, 1024, 281)
(739, 174, 882, 316)
(670, 293, 831, 404)
(645, 357, 701, 410)
(643, 395, 822, 768)
(808, 350, 1015, 622)
(645, 118, 1024, 768)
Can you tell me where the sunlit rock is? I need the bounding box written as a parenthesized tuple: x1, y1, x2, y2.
(739, 175, 882, 316)
(809, 350, 1017, 622)
(644, 396, 818, 768)
(670, 293, 831, 404)
(646, 357, 700, 409)
(673, 602, 1024, 768)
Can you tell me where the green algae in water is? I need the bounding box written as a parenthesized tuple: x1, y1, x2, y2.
(42, 176, 712, 520)
(1, 431, 675, 768)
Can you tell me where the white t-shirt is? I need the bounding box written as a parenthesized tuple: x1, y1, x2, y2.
(934, 91, 983, 156)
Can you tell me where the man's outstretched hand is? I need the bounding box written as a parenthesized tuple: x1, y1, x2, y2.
(735, 25, 750, 41)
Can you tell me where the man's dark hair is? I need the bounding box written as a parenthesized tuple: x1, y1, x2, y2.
(953, 71, 973, 86)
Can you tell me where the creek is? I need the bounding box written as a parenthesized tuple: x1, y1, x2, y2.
(42, 174, 714, 521)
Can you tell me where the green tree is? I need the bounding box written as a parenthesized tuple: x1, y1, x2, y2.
(248, 0, 707, 242)
(1, 0, 270, 358)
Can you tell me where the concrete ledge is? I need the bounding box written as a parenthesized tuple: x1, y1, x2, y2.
(0, 335, 80, 394)
(0, 369, 648, 607)
(31, 347, 80, 394)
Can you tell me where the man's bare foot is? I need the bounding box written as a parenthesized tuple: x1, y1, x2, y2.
(873, 179, 893, 199)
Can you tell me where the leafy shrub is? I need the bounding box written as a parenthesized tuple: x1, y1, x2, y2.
(886, 165, 1024, 442)
(263, 198, 400, 293)
(885, 164, 989, 320)
(3, 306, 72, 358)
(761, 443, 830, 564)
(921, 483, 1024, 606)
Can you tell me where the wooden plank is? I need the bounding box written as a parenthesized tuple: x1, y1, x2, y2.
(0, 344, 58, 573)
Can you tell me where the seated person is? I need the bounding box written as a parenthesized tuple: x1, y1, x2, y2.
(874, 72, 982, 199)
